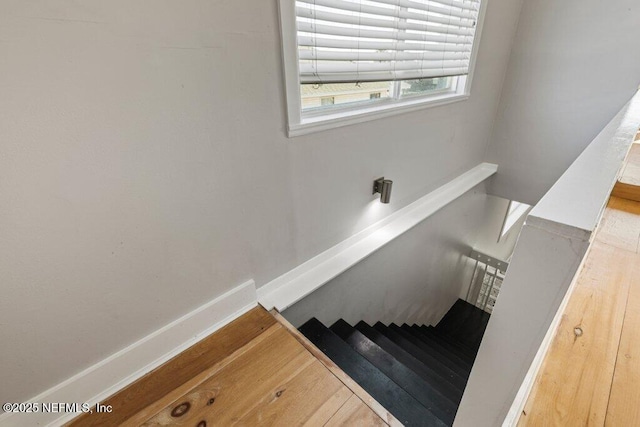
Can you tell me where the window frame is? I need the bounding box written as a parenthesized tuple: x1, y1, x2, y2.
(499, 201, 531, 242)
(278, 0, 490, 137)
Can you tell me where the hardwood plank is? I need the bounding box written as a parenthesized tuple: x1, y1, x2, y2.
(302, 380, 355, 426)
(518, 241, 633, 426)
(325, 395, 388, 427)
(236, 361, 351, 426)
(139, 326, 313, 426)
(618, 143, 640, 185)
(68, 306, 276, 427)
(595, 196, 640, 253)
(120, 324, 282, 427)
(605, 253, 640, 426)
(119, 309, 389, 427)
(611, 181, 640, 203)
(612, 143, 640, 201)
(271, 310, 402, 427)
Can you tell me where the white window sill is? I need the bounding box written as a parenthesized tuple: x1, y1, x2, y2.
(288, 92, 470, 137)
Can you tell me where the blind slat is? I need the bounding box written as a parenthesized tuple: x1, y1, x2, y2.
(297, 0, 476, 29)
(299, 50, 469, 61)
(426, 0, 481, 11)
(301, 59, 469, 74)
(300, 68, 469, 83)
(372, 0, 478, 19)
(297, 7, 475, 37)
(297, 0, 479, 14)
(295, 0, 481, 84)
(297, 22, 471, 44)
(298, 36, 472, 53)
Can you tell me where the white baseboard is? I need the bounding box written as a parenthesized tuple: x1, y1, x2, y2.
(258, 162, 498, 312)
(0, 280, 257, 427)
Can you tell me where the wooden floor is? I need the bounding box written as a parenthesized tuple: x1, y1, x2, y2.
(68, 307, 398, 426)
(519, 139, 640, 425)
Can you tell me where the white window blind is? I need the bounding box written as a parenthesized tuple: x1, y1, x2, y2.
(296, 0, 481, 83)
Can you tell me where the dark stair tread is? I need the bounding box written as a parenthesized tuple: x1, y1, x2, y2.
(422, 326, 477, 359)
(402, 325, 473, 367)
(416, 325, 476, 360)
(299, 318, 447, 427)
(436, 299, 485, 330)
(373, 322, 468, 388)
(437, 299, 490, 331)
(355, 321, 464, 404)
(435, 299, 490, 349)
(407, 325, 475, 364)
(331, 319, 457, 425)
(422, 325, 475, 351)
(389, 324, 470, 377)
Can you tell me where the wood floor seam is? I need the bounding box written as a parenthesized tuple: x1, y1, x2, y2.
(322, 394, 352, 427)
(603, 271, 633, 422)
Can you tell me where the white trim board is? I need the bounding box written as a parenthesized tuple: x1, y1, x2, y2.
(0, 280, 257, 427)
(258, 162, 498, 312)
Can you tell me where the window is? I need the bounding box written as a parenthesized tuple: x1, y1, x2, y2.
(499, 201, 531, 241)
(279, 0, 486, 136)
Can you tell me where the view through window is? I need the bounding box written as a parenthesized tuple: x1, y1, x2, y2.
(301, 77, 455, 112)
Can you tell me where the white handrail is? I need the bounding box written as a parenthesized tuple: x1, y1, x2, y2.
(258, 163, 498, 311)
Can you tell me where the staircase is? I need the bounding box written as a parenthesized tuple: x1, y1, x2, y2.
(298, 299, 490, 426)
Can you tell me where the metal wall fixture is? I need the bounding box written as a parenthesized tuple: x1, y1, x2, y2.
(373, 177, 393, 203)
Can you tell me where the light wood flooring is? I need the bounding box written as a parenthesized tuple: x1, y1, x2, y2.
(67, 307, 398, 426)
(519, 139, 640, 425)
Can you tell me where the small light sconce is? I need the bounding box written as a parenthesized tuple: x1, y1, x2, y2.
(373, 177, 393, 203)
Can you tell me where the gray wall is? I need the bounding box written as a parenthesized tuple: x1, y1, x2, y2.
(485, 0, 640, 205)
(0, 0, 523, 403)
(283, 184, 489, 328)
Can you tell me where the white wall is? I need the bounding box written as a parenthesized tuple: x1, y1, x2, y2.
(473, 195, 527, 262)
(283, 184, 488, 328)
(0, 0, 523, 403)
(282, 189, 527, 329)
(485, 0, 640, 205)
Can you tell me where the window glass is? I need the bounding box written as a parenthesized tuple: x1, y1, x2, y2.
(301, 82, 392, 111)
(401, 77, 454, 98)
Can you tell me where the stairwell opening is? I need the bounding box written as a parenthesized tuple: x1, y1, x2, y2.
(281, 191, 528, 426)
